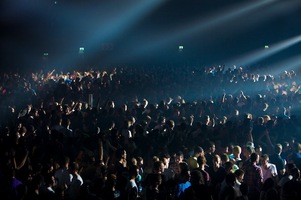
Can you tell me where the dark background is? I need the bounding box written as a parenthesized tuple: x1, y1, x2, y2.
(1, 0, 301, 72)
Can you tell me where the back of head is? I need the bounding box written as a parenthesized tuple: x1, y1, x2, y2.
(250, 152, 259, 163)
(225, 173, 236, 186)
(194, 146, 204, 155)
(190, 170, 204, 186)
(274, 143, 282, 154)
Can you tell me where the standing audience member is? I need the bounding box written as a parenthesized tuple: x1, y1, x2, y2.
(269, 143, 286, 178)
(180, 170, 212, 200)
(67, 162, 83, 200)
(243, 152, 263, 200)
(260, 154, 278, 183)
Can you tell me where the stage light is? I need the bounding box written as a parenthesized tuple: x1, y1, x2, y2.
(79, 47, 85, 54)
(227, 34, 301, 67)
(117, 0, 275, 62)
(179, 45, 184, 52)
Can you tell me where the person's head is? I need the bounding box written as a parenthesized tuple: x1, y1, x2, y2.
(180, 168, 191, 182)
(260, 154, 269, 166)
(243, 145, 255, 158)
(131, 157, 137, 166)
(190, 170, 204, 186)
(194, 146, 204, 157)
(234, 169, 245, 183)
(161, 153, 171, 168)
(255, 145, 263, 156)
(175, 151, 184, 164)
(136, 156, 144, 167)
(225, 173, 236, 187)
(233, 145, 242, 158)
(204, 140, 216, 154)
(153, 160, 164, 174)
(224, 161, 234, 174)
(44, 174, 56, 187)
(250, 152, 259, 163)
(274, 143, 282, 155)
(116, 148, 127, 160)
(129, 165, 139, 179)
(221, 153, 230, 165)
(213, 154, 221, 167)
(69, 162, 80, 174)
(293, 142, 301, 153)
(197, 155, 207, 168)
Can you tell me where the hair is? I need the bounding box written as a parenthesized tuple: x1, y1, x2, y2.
(224, 161, 234, 173)
(190, 170, 204, 185)
(197, 155, 207, 166)
(129, 165, 139, 178)
(176, 151, 184, 157)
(274, 143, 282, 154)
(245, 145, 255, 155)
(115, 148, 126, 159)
(69, 162, 80, 172)
(234, 169, 245, 178)
(194, 146, 204, 155)
(258, 117, 264, 125)
(261, 154, 269, 162)
(293, 142, 301, 152)
(250, 152, 259, 163)
(225, 173, 236, 186)
(233, 145, 242, 155)
(221, 153, 230, 163)
(153, 160, 163, 172)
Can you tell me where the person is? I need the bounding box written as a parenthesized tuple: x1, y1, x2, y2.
(54, 156, 71, 198)
(196, 155, 211, 185)
(219, 173, 237, 200)
(114, 148, 128, 200)
(259, 178, 278, 200)
(243, 152, 263, 200)
(277, 163, 296, 188)
(260, 154, 278, 183)
(175, 168, 191, 198)
(234, 169, 245, 198)
(204, 141, 216, 168)
(100, 173, 121, 200)
(67, 162, 83, 200)
(269, 143, 286, 178)
(280, 167, 301, 200)
(180, 170, 212, 200)
(187, 146, 204, 171)
(143, 160, 167, 199)
(169, 151, 185, 179)
(126, 165, 139, 200)
(229, 145, 242, 163)
(40, 174, 59, 200)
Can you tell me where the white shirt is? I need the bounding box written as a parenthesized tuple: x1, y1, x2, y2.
(261, 163, 277, 182)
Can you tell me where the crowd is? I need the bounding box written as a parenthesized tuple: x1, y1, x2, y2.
(0, 64, 301, 200)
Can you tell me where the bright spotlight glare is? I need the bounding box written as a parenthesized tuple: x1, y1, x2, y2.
(228, 34, 301, 66)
